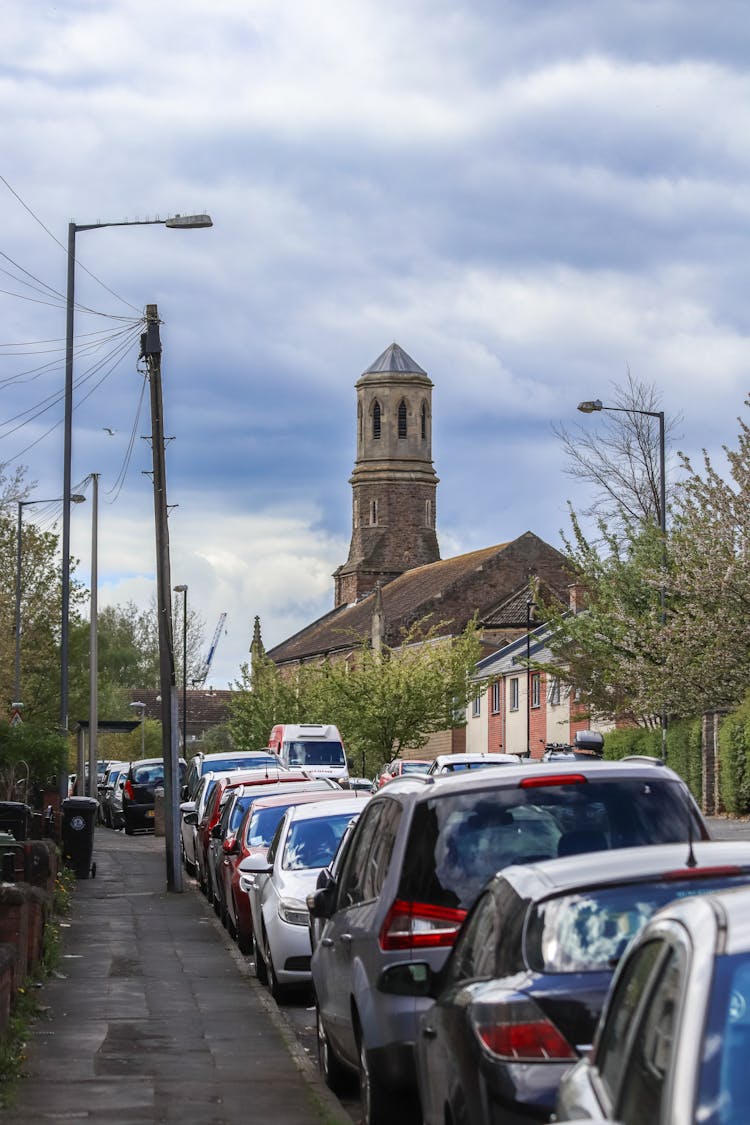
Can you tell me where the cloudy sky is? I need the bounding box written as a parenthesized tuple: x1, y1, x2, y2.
(2, 0, 749, 690)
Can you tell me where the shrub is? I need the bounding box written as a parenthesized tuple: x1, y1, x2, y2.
(603, 720, 702, 804)
(718, 697, 750, 816)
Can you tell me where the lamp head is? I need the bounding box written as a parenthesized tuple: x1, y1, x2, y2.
(173, 584, 188, 593)
(164, 214, 212, 229)
(70, 494, 86, 503)
(577, 399, 603, 414)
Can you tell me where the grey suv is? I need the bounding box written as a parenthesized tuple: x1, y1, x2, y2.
(308, 758, 708, 1125)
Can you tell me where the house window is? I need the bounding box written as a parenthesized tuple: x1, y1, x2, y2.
(491, 680, 500, 714)
(531, 673, 541, 709)
(510, 677, 519, 711)
(370, 499, 378, 525)
(548, 678, 561, 706)
(471, 692, 481, 718)
(398, 399, 407, 438)
(373, 401, 381, 439)
(421, 401, 427, 439)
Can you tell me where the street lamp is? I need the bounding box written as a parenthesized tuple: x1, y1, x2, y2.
(60, 212, 212, 799)
(526, 597, 536, 758)
(129, 701, 146, 759)
(173, 585, 188, 754)
(577, 396, 667, 758)
(14, 494, 85, 713)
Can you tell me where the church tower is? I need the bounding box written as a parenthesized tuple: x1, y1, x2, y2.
(333, 343, 440, 607)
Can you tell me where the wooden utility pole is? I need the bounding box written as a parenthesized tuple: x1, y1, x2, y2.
(142, 304, 182, 892)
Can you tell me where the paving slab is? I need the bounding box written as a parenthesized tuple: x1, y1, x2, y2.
(1, 827, 349, 1125)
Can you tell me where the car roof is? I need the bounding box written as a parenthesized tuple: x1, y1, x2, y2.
(197, 750, 274, 763)
(433, 752, 520, 764)
(384, 757, 684, 797)
(249, 790, 357, 812)
(284, 795, 370, 822)
(495, 841, 750, 901)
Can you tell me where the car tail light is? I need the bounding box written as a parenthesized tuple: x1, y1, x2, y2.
(662, 864, 743, 881)
(470, 995, 576, 1061)
(124, 779, 134, 800)
(519, 774, 587, 789)
(379, 899, 467, 950)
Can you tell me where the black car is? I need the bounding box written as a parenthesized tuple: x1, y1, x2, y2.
(401, 840, 750, 1125)
(123, 757, 187, 834)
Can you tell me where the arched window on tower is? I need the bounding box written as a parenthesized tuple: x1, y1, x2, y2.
(358, 404, 363, 446)
(398, 400, 408, 439)
(370, 498, 379, 525)
(421, 401, 428, 440)
(372, 401, 381, 440)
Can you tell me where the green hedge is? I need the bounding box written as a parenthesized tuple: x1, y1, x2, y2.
(603, 719, 702, 804)
(718, 697, 750, 816)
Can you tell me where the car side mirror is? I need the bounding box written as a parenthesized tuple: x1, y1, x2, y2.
(239, 854, 272, 875)
(377, 962, 433, 997)
(210, 824, 223, 839)
(182, 810, 198, 826)
(307, 880, 337, 919)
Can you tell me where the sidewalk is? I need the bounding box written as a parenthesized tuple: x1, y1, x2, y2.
(2, 828, 348, 1125)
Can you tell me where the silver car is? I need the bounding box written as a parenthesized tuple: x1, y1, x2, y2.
(556, 882, 750, 1124)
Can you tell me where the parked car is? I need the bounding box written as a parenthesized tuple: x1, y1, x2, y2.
(192, 768, 310, 894)
(182, 749, 281, 801)
(122, 757, 187, 834)
(426, 751, 522, 774)
(224, 784, 347, 953)
(101, 764, 128, 829)
(404, 841, 750, 1125)
(245, 795, 368, 998)
(372, 759, 431, 790)
(97, 760, 125, 821)
(556, 882, 750, 1124)
(308, 758, 708, 1125)
(348, 777, 374, 794)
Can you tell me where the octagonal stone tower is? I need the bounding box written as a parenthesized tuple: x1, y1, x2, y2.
(333, 343, 440, 607)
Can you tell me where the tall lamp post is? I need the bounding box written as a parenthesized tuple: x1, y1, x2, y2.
(60, 212, 212, 801)
(14, 494, 86, 713)
(577, 398, 667, 759)
(526, 597, 536, 758)
(173, 585, 188, 754)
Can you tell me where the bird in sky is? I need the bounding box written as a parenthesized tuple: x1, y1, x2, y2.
(103, 427, 116, 435)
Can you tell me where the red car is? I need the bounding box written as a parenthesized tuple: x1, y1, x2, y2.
(194, 768, 312, 895)
(375, 758, 431, 789)
(224, 788, 354, 955)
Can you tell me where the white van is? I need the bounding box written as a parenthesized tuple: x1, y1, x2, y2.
(268, 723, 349, 784)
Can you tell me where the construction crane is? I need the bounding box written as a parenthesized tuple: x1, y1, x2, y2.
(192, 612, 227, 687)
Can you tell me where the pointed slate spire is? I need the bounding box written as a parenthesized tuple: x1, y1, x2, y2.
(362, 342, 427, 376)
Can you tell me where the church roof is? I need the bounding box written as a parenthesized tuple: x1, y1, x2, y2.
(267, 532, 572, 665)
(362, 342, 427, 376)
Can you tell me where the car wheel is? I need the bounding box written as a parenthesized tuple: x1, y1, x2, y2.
(124, 823, 134, 836)
(317, 1003, 349, 1095)
(358, 1033, 399, 1125)
(263, 928, 283, 1001)
(252, 934, 267, 984)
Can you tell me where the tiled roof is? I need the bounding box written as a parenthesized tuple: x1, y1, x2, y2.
(128, 689, 233, 727)
(267, 532, 571, 665)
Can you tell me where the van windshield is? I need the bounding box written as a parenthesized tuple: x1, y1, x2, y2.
(285, 741, 345, 767)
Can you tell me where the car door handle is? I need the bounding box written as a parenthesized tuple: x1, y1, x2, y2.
(340, 933, 353, 944)
(321, 938, 334, 948)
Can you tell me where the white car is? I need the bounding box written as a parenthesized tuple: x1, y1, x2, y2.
(243, 795, 368, 998)
(426, 752, 522, 774)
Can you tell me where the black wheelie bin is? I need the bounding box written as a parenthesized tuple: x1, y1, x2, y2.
(61, 796, 98, 878)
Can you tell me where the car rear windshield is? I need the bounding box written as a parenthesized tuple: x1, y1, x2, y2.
(526, 874, 750, 973)
(246, 805, 294, 848)
(203, 755, 272, 775)
(399, 778, 704, 912)
(440, 761, 509, 772)
(401, 762, 430, 774)
(285, 741, 345, 767)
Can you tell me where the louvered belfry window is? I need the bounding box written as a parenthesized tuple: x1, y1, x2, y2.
(373, 401, 381, 439)
(398, 400, 407, 438)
